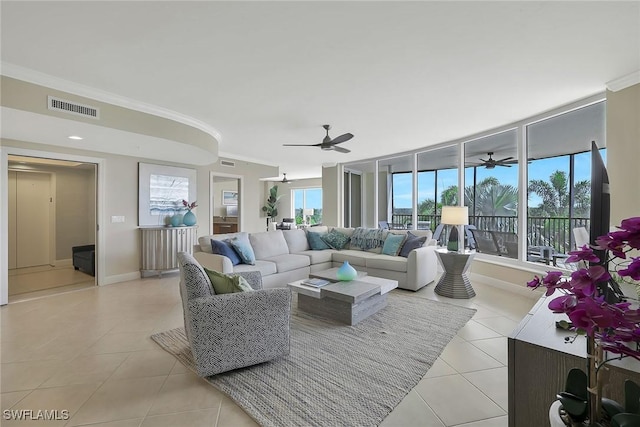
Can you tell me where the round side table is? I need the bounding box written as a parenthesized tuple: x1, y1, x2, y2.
(434, 250, 476, 298)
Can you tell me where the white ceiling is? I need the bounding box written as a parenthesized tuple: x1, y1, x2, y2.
(1, 1, 638, 179)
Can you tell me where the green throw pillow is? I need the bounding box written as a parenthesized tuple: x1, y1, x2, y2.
(204, 268, 254, 294)
(382, 233, 407, 256)
(320, 229, 350, 250)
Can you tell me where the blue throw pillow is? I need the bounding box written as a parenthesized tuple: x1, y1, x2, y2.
(307, 232, 331, 250)
(229, 235, 256, 265)
(211, 239, 241, 266)
(321, 229, 350, 250)
(399, 232, 427, 258)
(382, 233, 407, 256)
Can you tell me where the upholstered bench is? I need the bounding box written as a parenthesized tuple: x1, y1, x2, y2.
(72, 244, 95, 276)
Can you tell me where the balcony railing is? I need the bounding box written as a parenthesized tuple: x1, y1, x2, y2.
(390, 214, 589, 255)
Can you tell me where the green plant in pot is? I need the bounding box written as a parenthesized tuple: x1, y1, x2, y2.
(261, 185, 282, 231)
(527, 217, 640, 427)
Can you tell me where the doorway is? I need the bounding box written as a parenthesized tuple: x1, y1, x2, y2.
(7, 155, 97, 301)
(210, 172, 243, 234)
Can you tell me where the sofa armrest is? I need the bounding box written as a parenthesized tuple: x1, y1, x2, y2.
(406, 246, 438, 291)
(186, 288, 291, 376)
(193, 252, 233, 274)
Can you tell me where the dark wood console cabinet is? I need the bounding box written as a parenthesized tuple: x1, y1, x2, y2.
(213, 216, 238, 234)
(508, 295, 640, 426)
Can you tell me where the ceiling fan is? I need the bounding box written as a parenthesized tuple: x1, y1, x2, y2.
(474, 152, 515, 169)
(280, 173, 293, 184)
(283, 125, 354, 153)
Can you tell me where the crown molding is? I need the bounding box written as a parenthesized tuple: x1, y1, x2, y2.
(606, 70, 640, 92)
(0, 62, 222, 142)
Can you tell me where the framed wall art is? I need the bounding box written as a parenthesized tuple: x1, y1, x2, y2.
(222, 190, 238, 205)
(138, 162, 197, 226)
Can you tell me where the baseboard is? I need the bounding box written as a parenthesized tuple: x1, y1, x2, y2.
(468, 272, 543, 300)
(101, 271, 141, 286)
(55, 259, 73, 267)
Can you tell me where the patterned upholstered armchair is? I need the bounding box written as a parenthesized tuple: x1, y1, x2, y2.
(177, 252, 291, 377)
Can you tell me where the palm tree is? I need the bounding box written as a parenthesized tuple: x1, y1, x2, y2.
(465, 177, 518, 217)
(528, 170, 569, 217)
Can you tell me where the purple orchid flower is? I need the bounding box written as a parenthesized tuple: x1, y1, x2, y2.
(565, 245, 600, 264)
(619, 257, 640, 280)
(569, 266, 611, 296)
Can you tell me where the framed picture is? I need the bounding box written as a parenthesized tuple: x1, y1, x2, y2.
(138, 162, 197, 226)
(222, 190, 238, 205)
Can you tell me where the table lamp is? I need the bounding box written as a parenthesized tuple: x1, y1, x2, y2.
(303, 208, 314, 226)
(441, 206, 469, 253)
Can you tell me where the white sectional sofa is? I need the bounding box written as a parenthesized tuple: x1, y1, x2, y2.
(193, 226, 438, 291)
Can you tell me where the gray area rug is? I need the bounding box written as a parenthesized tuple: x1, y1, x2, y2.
(152, 291, 475, 427)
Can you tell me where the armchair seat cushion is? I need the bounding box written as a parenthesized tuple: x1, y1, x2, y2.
(232, 260, 277, 276)
(366, 255, 408, 273)
(332, 250, 379, 267)
(263, 254, 310, 273)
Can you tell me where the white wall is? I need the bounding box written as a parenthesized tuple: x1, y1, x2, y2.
(212, 179, 238, 217)
(607, 83, 640, 226)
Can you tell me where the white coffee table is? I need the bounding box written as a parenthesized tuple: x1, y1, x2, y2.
(288, 269, 397, 325)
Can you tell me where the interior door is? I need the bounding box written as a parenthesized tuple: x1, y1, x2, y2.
(15, 172, 51, 268)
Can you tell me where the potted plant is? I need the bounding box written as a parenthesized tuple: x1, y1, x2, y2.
(261, 185, 282, 231)
(527, 217, 640, 426)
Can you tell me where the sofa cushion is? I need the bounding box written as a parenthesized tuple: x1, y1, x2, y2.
(203, 268, 254, 294)
(211, 239, 242, 265)
(295, 249, 335, 265)
(229, 235, 256, 265)
(250, 230, 289, 259)
(307, 231, 331, 250)
(283, 229, 309, 253)
(263, 254, 310, 273)
(366, 255, 408, 273)
(321, 229, 351, 250)
(332, 250, 380, 267)
(200, 232, 244, 253)
(382, 233, 407, 256)
(350, 227, 386, 251)
(232, 260, 277, 276)
(399, 232, 427, 257)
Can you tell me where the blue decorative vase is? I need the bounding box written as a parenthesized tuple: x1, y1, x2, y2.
(183, 210, 197, 226)
(336, 261, 357, 281)
(170, 214, 183, 227)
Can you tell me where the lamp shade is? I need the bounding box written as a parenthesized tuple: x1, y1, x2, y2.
(303, 208, 314, 216)
(441, 206, 469, 225)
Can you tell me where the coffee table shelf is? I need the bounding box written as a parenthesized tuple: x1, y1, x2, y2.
(288, 269, 397, 325)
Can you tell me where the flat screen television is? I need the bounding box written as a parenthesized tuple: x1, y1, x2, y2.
(589, 140, 622, 300)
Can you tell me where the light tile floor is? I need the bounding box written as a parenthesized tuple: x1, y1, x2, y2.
(1, 273, 537, 427)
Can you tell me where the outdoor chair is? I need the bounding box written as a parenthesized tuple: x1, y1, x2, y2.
(177, 252, 291, 377)
(470, 229, 503, 256)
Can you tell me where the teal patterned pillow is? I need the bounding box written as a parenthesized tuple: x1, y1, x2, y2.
(307, 232, 331, 250)
(320, 229, 350, 250)
(382, 233, 407, 256)
(350, 227, 385, 251)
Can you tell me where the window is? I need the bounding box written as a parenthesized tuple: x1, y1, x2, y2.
(292, 188, 323, 225)
(526, 101, 605, 262)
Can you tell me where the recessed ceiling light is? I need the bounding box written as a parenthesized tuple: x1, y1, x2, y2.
(68, 135, 83, 140)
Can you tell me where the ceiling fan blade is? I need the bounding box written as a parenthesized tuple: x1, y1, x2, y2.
(497, 164, 512, 167)
(329, 133, 354, 145)
(332, 146, 351, 153)
(479, 157, 488, 162)
(283, 143, 322, 147)
(497, 156, 514, 163)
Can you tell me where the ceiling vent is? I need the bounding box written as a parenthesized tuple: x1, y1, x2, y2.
(48, 96, 100, 119)
(220, 160, 235, 167)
